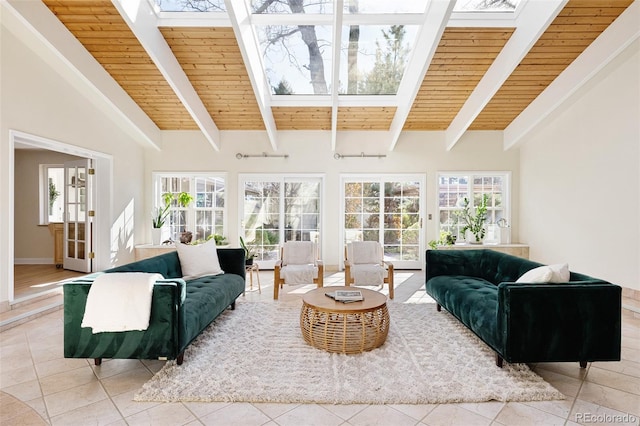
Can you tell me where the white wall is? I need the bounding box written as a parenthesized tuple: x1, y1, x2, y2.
(519, 39, 640, 291)
(13, 149, 82, 262)
(1, 20, 148, 304)
(148, 130, 521, 269)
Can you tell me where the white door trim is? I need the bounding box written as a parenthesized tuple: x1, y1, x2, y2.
(9, 130, 112, 302)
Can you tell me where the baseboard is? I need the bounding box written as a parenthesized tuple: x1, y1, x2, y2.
(14, 258, 53, 265)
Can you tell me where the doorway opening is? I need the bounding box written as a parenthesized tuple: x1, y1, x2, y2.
(10, 130, 111, 303)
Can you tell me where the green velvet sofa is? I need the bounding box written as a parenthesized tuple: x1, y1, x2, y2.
(425, 249, 621, 368)
(63, 248, 245, 365)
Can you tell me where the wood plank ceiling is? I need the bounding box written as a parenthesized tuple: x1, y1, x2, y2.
(42, 0, 198, 131)
(42, 0, 632, 134)
(468, 1, 634, 130)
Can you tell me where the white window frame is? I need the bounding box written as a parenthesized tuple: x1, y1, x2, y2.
(238, 173, 325, 269)
(39, 164, 64, 225)
(152, 172, 227, 243)
(436, 171, 511, 242)
(340, 173, 426, 269)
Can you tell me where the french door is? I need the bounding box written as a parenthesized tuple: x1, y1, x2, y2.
(342, 175, 425, 269)
(63, 159, 94, 273)
(240, 175, 322, 269)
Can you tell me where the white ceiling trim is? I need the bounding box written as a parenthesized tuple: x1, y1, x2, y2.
(2, 0, 162, 151)
(156, 11, 231, 27)
(387, 0, 455, 151)
(225, 0, 279, 151)
(444, 0, 568, 151)
(330, 0, 344, 151)
(112, 0, 221, 151)
(504, 0, 640, 150)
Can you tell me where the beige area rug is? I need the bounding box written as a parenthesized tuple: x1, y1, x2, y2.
(134, 300, 564, 404)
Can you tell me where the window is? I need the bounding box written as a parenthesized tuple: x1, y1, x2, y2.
(40, 165, 64, 224)
(342, 175, 424, 269)
(153, 173, 226, 243)
(240, 175, 322, 268)
(437, 172, 510, 240)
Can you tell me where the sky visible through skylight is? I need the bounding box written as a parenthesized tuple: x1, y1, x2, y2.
(154, 0, 520, 96)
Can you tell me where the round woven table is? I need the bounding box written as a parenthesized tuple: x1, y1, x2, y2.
(300, 286, 390, 354)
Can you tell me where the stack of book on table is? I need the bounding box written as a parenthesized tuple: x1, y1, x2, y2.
(325, 290, 364, 303)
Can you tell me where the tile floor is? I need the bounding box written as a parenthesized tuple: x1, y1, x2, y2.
(1, 271, 639, 426)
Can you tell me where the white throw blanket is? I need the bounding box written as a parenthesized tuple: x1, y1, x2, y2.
(282, 241, 314, 265)
(349, 241, 381, 264)
(81, 272, 163, 333)
(281, 264, 317, 284)
(351, 264, 385, 285)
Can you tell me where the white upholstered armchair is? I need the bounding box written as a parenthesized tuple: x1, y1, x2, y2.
(344, 241, 394, 299)
(273, 241, 323, 299)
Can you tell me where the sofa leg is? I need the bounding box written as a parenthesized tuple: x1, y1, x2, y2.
(579, 360, 587, 368)
(177, 352, 184, 365)
(436, 303, 441, 312)
(230, 301, 236, 310)
(94, 358, 102, 366)
(495, 354, 503, 368)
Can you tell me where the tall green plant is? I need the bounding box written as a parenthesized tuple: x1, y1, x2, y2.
(48, 181, 60, 214)
(239, 236, 256, 260)
(151, 192, 192, 228)
(456, 194, 489, 243)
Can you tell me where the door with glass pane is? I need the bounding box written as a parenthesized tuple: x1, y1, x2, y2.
(63, 159, 93, 272)
(241, 176, 321, 269)
(343, 176, 424, 269)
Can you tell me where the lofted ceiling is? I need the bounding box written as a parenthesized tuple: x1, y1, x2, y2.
(6, 0, 637, 152)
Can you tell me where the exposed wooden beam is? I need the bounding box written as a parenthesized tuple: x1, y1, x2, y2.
(445, 0, 568, 151)
(3, 0, 162, 150)
(224, 0, 279, 151)
(111, 0, 221, 151)
(387, 0, 455, 151)
(504, 0, 640, 149)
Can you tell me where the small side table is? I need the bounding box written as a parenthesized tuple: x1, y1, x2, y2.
(244, 263, 261, 294)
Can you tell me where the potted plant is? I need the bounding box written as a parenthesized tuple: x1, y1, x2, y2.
(239, 236, 256, 265)
(456, 194, 489, 244)
(428, 230, 457, 250)
(151, 192, 194, 245)
(151, 192, 174, 245)
(213, 234, 228, 246)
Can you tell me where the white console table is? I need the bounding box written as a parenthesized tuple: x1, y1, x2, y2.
(432, 243, 529, 259)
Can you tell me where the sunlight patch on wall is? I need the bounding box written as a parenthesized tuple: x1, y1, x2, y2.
(111, 198, 135, 264)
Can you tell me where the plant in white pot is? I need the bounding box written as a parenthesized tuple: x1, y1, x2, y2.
(151, 192, 194, 245)
(456, 194, 489, 244)
(151, 192, 173, 245)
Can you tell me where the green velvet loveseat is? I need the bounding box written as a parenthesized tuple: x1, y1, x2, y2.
(425, 249, 621, 368)
(63, 248, 245, 365)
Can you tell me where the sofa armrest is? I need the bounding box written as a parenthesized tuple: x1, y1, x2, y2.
(63, 278, 186, 361)
(217, 248, 246, 279)
(497, 281, 621, 363)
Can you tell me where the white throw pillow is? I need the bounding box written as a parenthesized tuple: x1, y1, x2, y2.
(548, 263, 570, 283)
(516, 265, 553, 283)
(175, 239, 223, 279)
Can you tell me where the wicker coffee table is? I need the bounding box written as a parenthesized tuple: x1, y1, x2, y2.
(300, 286, 390, 354)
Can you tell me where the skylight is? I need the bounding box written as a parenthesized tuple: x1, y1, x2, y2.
(152, 0, 521, 97)
(256, 24, 333, 95)
(453, 0, 521, 12)
(155, 0, 226, 12)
